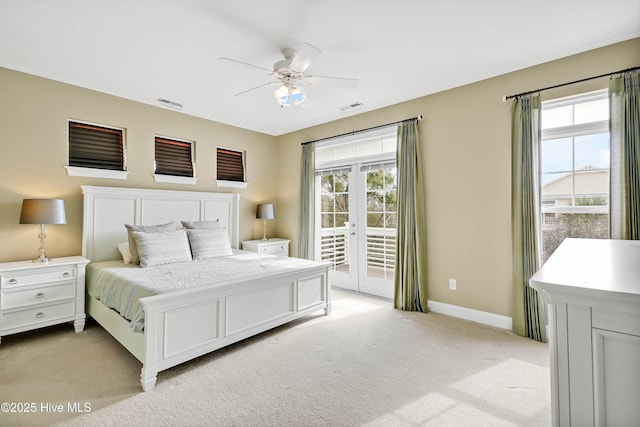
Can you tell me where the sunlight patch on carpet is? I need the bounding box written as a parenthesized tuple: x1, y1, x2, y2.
(332, 298, 384, 313)
(450, 358, 550, 417)
(364, 392, 517, 426)
(292, 297, 384, 329)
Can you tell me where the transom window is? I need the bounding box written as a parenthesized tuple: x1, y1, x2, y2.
(68, 120, 125, 169)
(216, 147, 245, 181)
(216, 147, 247, 188)
(154, 136, 194, 177)
(315, 130, 396, 165)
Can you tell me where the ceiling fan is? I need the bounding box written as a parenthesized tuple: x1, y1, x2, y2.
(218, 42, 358, 107)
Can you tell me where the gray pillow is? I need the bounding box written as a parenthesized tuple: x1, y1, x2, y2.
(186, 228, 233, 259)
(132, 230, 192, 268)
(125, 221, 177, 265)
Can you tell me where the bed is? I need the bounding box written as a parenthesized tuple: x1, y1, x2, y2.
(81, 185, 331, 391)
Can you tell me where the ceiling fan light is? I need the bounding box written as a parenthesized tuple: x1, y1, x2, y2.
(274, 84, 305, 107)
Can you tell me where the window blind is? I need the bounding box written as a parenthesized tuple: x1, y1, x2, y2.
(360, 161, 396, 172)
(68, 121, 124, 170)
(217, 148, 245, 182)
(315, 166, 352, 176)
(155, 137, 194, 177)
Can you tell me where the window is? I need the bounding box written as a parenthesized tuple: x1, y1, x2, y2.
(66, 120, 127, 179)
(363, 162, 397, 280)
(540, 90, 609, 261)
(318, 167, 351, 269)
(154, 136, 195, 183)
(216, 147, 247, 188)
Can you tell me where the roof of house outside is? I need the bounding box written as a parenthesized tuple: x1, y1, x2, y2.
(542, 167, 608, 198)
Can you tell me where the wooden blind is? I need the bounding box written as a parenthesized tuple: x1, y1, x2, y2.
(68, 121, 124, 170)
(217, 148, 245, 182)
(155, 137, 194, 177)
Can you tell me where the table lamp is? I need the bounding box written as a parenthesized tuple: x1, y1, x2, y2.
(19, 198, 67, 263)
(256, 203, 275, 241)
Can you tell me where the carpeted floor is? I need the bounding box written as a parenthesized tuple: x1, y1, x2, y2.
(0, 289, 550, 426)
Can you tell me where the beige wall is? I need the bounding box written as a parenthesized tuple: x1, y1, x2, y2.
(0, 68, 278, 262)
(275, 38, 640, 318)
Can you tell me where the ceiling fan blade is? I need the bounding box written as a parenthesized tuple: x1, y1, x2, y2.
(218, 57, 273, 74)
(288, 42, 321, 73)
(234, 81, 279, 96)
(306, 75, 359, 89)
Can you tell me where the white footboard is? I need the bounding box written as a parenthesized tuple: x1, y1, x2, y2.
(139, 266, 330, 391)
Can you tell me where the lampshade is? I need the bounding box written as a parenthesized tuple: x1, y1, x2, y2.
(256, 204, 275, 220)
(274, 84, 306, 107)
(19, 199, 67, 225)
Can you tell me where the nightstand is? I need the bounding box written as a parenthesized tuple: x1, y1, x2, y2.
(241, 238, 290, 257)
(0, 256, 89, 343)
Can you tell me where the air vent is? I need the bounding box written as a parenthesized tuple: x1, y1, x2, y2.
(338, 102, 364, 113)
(158, 98, 184, 111)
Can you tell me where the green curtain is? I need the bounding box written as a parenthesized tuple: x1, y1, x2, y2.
(511, 95, 547, 343)
(610, 70, 640, 240)
(298, 142, 315, 259)
(394, 119, 428, 311)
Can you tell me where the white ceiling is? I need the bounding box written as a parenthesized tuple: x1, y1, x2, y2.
(1, 0, 639, 136)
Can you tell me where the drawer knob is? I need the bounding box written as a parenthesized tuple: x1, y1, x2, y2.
(62, 272, 71, 278)
(35, 312, 45, 319)
(8, 278, 17, 285)
(35, 292, 45, 299)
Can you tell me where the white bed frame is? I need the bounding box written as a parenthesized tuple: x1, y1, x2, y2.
(81, 185, 331, 391)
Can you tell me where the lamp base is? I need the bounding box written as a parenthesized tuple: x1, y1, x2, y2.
(261, 219, 268, 241)
(34, 232, 49, 263)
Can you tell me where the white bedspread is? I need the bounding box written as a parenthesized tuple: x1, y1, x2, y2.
(86, 250, 325, 332)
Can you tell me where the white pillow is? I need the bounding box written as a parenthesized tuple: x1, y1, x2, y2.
(132, 230, 192, 268)
(186, 228, 233, 259)
(125, 221, 178, 265)
(117, 242, 133, 264)
(181, 220, 220, 230)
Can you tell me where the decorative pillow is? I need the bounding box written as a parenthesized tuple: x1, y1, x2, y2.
(186, 228, 233, 259)
(181, 220, 220, 230)
(132, 230, 192, 268)
(117, 242, 133, 264)
(125, 221, 177, 265)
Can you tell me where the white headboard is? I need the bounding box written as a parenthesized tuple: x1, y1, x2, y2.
(82, 186, 241, 262)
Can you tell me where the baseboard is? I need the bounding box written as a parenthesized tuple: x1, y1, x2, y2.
(427, 300, 513, 330)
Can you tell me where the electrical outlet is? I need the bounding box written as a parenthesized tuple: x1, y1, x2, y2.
(449, 279, 457, 290)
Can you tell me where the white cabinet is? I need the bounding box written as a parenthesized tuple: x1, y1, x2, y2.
(0, 256, 89, 343)
(241, 239, 290, 257)
(530, 238, 640, 427)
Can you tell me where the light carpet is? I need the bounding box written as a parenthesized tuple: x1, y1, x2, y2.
(0, 289, 550, 426)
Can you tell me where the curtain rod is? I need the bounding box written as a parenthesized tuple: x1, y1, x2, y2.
(503, 65, 640, 101)
(300, 115, 422, 146)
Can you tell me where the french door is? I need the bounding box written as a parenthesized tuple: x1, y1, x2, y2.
(316, 162, 397, 299)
